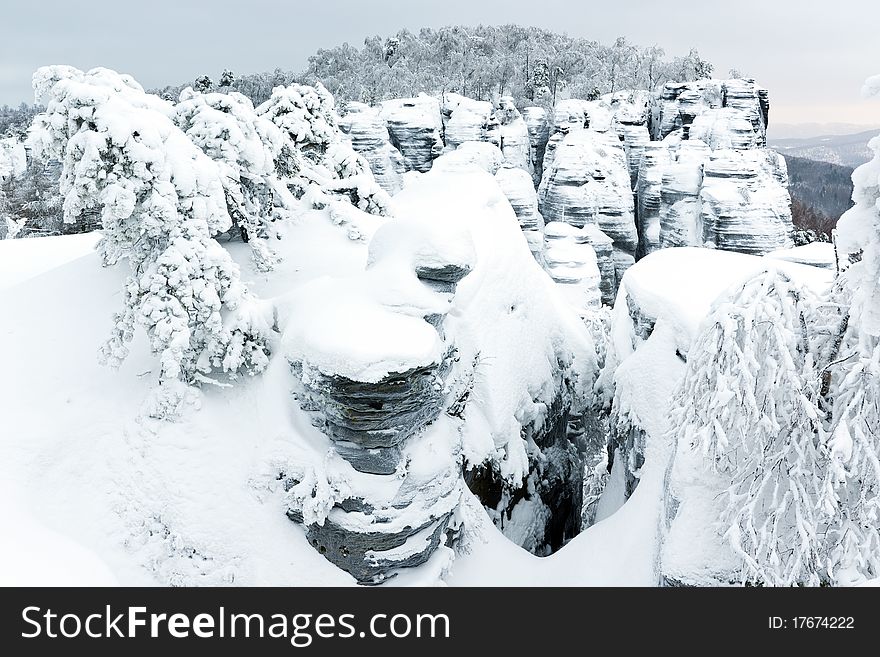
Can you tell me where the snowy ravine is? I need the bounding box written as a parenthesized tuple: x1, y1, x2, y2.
(5, 64, 877, 587)
(0, 184, 652, 587)
(0, 234, 834, 586)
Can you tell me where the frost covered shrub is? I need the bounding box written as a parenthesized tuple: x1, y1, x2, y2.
(173, 88, 295, 271)
(670, 269, 831, 586)
(28, 66, 271, 403)
(256, 83, 391, 216)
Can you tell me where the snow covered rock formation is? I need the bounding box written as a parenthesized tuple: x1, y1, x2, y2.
(495, 163, 544, 258)
(346, 78, 791, 308)
(441, 93, 499, 149)
(339, 102, 406, 194)
(542, 222, 602, 314)
(538, 129, 637, 291)
(523, 106, 550, 186)
(379, 95, 444, 172)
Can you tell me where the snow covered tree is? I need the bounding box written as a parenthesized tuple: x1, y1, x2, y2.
(173, 87, 295, 270)
(670, 269, 830, 586)
(194, 75, 213, 93)
(28, 66, 271, 413)
(219, 69, 235, 89)
(820, 89, 880, 583)
(256, 83, 391, 215)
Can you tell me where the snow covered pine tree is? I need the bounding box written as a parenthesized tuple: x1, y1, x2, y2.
(27, 66, 271, 415)
(255, 82, 392, 216)
(173, 86, 295, 271)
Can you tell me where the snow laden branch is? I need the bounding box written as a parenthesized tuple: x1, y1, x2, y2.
(670, 269, 831, 586)
(28, 66, 272, 415)
(173, 87, 295, 271)
(255, 83, 392, 216)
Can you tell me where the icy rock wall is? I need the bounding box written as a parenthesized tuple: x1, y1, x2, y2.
(538, 129, 637, 293)
(380, 95, 444, 172)
(700, 149, 793, 254)
(542, 222, 602, 313)
(495, 163, 545, 259)
(339, 102, 406, 194)
(523, 106, 550, 186)
(658, 140, 712, 249)
(635, 143, 670, 258)
(441, 93, 499, 149)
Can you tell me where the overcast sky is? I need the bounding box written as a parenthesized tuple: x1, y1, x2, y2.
(1, 0, 878, 125)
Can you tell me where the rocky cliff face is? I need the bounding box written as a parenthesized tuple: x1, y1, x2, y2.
(380, 95, 444, 172)
(361, 78, 790, 314)
(700, 149, 792, 254)
(523, 107, 549, 186)
(658, 140, 712, 249)
(538, 129, 637, 290)
(339, 102, 406, 194)
(542, 221, 602, 314)
(495, 163, 545, 259)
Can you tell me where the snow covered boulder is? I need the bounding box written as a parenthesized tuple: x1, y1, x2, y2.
(283, 217, 473, 475)
(380, 95, 444, 172)
(282, 214, 474, 582)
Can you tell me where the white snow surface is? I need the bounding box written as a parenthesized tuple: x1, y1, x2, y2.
(0, 231, 102, 290)
(766, 242, 837, 269)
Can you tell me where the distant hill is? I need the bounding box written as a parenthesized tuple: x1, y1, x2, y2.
(779, 154, 854, 239)
(770, 130, 877, 168)
(768, 122, 880, 140)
